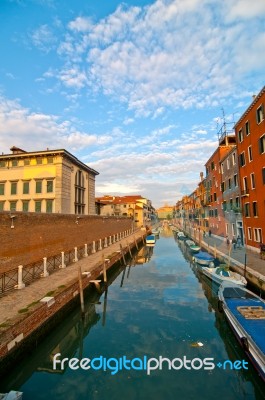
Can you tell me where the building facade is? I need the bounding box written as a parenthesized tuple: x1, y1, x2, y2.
(234, 87, 265, 251)
(0, 147, 99, 214)
(95, 195, 156, 228)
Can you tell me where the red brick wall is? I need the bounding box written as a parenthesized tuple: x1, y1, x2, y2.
(0, 212, 132, 272)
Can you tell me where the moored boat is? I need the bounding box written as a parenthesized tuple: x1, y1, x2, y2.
(193, 251, 215, 267)
(146, 234, 156, 245)
(0, 391, 23, 400)
(218, 284, 265, 382)
(185, 239, 201, 253)
(202, 265, 247, 287)
(177, 231, 186, 240)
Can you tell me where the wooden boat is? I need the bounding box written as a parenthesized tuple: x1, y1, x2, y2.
(185, 239, 201, 253)
(218, 284, 265, 382)
(146, 234, 156, 245)
(202, 265, 247, 287)
(177, 231, 186, 240)
(193, 251, 215, 267)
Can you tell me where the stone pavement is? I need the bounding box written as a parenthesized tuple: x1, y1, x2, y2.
(0, 229, 145, 326)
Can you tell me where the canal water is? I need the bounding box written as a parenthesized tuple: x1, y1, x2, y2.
(1, 228, 265, 400)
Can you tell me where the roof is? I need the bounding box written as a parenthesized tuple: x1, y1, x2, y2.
(234, 86, 265, 128)
(0, 147, 99, 176)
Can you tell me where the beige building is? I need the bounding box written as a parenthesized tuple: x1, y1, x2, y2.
(96, 195, 157, 228)
(0, 146, 99, 214)
(156, 205, 174, 219)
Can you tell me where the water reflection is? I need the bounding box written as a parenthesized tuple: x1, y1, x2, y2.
(0, 235, 264, 400)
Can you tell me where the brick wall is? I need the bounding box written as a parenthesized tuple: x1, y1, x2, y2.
(0, 212, 132, 273)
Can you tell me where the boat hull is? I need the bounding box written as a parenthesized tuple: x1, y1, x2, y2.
(202, 267, 247, 287)
(193, 251, 215, 266)
(219, 285, 265, 382)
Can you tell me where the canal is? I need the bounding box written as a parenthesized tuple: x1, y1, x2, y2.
(1, 228, 265, 399)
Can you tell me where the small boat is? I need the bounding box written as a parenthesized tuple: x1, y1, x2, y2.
(152, 229, 160, 236)
(146, 235, 156, 245)
(177, 232, 186, 240)
(185, 240, 201, 253)
(193, 251, 215, 267)
(218, 284, 265, 382)
(202, 265, 247, 287)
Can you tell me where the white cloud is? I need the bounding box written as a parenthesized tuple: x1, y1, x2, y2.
(0, 96, 110, 153)
(68, 17, 93, 32)
(30, 24, 56, 52)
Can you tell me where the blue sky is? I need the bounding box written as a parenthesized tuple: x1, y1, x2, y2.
(0, 0, 265, 208)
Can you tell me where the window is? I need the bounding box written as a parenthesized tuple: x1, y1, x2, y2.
(36, 158, 42, 165)
(221, 163, 224, 174)
(22, 201, 29, 212)
(75, 170, 85, 214)
(253, 202, 258, 217)
(46, 199, 53, 213)
(11, 182, 17, 195)
(11, 160, 18, 167)
(0, 161, 6, 168)
(213, 192, 217, 201)
(232, 224, 236, 236)
(0, 183, 4, 195)
(248, 227, 252, 240)
(228, 178, 231, 189)
(47, 157, 53, 164)
(123, 204, 127, 208)
(10, 201, 17, 211)
(0, 201, 4, 211)
(223, 201, 227, 211)
(254, 228, 262, 243)
(24, 159, 30, 166)
(227, 158, 230, 170)
(226, 223, 229, 235)
(248, 146, 253, 162)
(232, 153, 236, 165)
(35, 200, 42, 212)
(238, 128, 243, 142)
(245, 121, 250, 136)
(244, 203, 250, 217)
(230, 198, 233, 210)
(23, 181, 29, 194)
(47, 180, 53, 193)
(235, 197, 240, 208)
(239, 152, 246, 167)
(214, 209, 218, 217)
(256, 104, 264, 124)
(221, 182, 225, 192)
(258, 134, 265, 154)
(234, 174, 238, 187)
(250, 173, 256, 189)
(36, 180, 42, 193)
(263, 168, 265, 184)
(211, 162, 214, 170)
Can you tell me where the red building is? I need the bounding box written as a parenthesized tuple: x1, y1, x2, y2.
(234, 86, 265, 252)
(205, 125, 236, 238)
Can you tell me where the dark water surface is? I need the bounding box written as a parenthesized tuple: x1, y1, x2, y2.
(1, 230, 265, 400)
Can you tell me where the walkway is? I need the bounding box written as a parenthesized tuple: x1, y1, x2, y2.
(0, 230, 145, 326)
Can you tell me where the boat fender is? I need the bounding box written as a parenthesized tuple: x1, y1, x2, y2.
(217, 300, 223, 312)
(209, 262, 215, 268)
(241, 336, 249, 351)
(192, 256, 195, 262)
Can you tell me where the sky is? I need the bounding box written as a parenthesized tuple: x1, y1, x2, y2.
(0, 0, 265, 208)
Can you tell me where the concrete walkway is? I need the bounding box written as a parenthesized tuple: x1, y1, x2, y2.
(0, 230, 145, 326)
(202, 235, 265, 275)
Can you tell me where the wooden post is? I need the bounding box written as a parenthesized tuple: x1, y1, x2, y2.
(99, 239, 102, 250)
(102, 254, 107, 283)
(214, 244, 217, 258)
(92, 241, 96, 253)
(78, 264, 85, 315)
(228, 245, 232, 269)
(102, 288, 108, 326)
(244, 253, 247, 277)
(120, 244, 126, 265)
(134, 236, 139, 250)
(127, 241, 132, 258)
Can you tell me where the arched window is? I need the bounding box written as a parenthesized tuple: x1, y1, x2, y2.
(75, 170, 85, 214)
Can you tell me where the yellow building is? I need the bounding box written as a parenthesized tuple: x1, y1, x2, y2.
(156, 205, 174, 219)
(0, 146, 99, 214)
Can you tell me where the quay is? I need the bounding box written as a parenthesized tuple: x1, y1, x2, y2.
(176, 226, 265, 292)
(0, 228, 148, 373)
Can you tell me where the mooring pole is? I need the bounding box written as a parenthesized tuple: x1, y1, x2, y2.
(244, 253, 247, 277)
(102, 254, 107, 283)
(78, 264, 85, 315)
